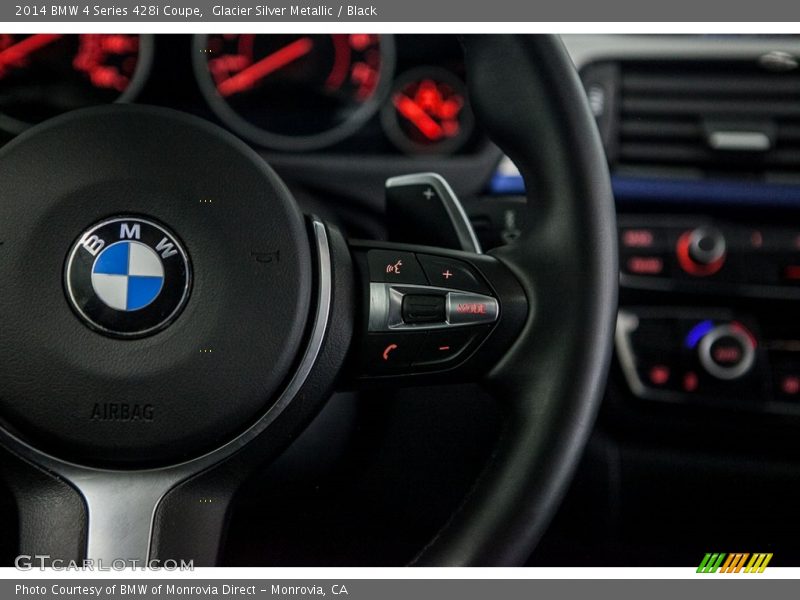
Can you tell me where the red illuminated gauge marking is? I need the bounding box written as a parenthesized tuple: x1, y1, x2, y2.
(72, 34, 141, 92)
(392, 80, 463, 141)
(0, 34, 63, 77)
(198, 34, 393, 151)
(393, 93, 444, 141)
(382, 67, 473, 155)
(0, 34, 148, 134)
(217, 37, 314, 97)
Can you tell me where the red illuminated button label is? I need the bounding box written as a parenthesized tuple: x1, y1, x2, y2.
(781, 376, 800, 396)
(382, 343, 399, 361)
(455, 302, 488, 315)
(622, 229, 655, 248)
(447, 292, 498, 325)
(417, 254, 491, 294)
(626, 256, 664, 276)
(648, 365, 670, 386)
(366, 250, 427, 285)
(413, 328, 483, 367)
(361, 333, 425, 375)
(683, 371, 699, 392)
(784, 266, 800, 281)
(711, 344, 742, 365)
(385, 260, 403, 275)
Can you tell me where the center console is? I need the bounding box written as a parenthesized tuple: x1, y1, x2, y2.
(617, 215, 800, 414)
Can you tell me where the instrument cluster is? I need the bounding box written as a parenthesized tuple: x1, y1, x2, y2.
(0, 34, 482, 156)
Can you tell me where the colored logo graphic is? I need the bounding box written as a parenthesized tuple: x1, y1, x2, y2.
(697, 553, 773, 573)
(65, 217, 191, 338)
(91, 241, 165, 311)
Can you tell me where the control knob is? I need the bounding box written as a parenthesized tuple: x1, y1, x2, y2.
(677, 226, 726, 276)
(697, 323, 756, 380)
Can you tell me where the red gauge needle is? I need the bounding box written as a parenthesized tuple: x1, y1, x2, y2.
(217, 37, 314, 98)
(393, 93, 444, 141)
(0, 34, 63, 74)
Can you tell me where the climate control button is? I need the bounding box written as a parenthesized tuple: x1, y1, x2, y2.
(698, 323, 756, 380)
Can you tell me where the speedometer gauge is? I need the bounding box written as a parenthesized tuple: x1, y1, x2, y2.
(193, 34, 395, 151)
(0, 34, 152, 134)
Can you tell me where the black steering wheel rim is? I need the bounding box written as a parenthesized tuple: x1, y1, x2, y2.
(411, 35, 617, 565)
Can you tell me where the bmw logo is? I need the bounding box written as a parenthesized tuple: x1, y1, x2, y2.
(65, 217, 191, 338)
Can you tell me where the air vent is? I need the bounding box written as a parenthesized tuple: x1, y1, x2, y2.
(586, 59, 800, 183)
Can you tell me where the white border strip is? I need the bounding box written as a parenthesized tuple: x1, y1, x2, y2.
(1, 567, 799, 579)
(3, 22, 800, 33)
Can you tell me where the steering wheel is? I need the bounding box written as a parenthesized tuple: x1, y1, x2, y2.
(0, 35, 616, 566)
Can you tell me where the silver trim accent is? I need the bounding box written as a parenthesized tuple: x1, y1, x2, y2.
(560, 35, 800, 71)
(0, 219, 333, 563)
(368, 282, 390, 332)
(698, 324, 756, 381)
(615, 310, 647, 398)
(368, 282, 498, 332)
(386, 172, 482, 254)
(708, 131, 772, 152)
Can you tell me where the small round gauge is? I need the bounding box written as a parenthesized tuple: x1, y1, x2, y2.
(194, 34, 395, 152)
(0, 34, 152, 134)
(381, 67, 473, 155)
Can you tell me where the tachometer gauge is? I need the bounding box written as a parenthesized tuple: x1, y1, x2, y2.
(381, 67, 473, 155)
(194, 34, 395, 151)
(0, 34, 152, 134)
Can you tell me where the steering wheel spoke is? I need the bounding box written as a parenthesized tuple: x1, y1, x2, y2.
(345, 239, 528, 385)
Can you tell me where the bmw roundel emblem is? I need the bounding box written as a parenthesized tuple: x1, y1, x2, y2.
(65, 217, 191, 338)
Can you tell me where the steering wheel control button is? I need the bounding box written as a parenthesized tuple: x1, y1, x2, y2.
(401, 294, 446, 324)
(362, 333, 425, 374)
(417, 254, 491, 294)
(367, 249, 427, 285)
(413, 327, 486, 367)
(447, 292, 499, 325)
(368, 281, 499, 332)
(698, 323, 757, 380)
(64, 217, 191, 338)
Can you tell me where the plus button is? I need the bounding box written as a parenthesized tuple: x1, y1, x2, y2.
(442, 269, 453, 280)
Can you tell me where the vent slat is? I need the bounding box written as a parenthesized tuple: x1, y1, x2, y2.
(620, 119, 700, 139)
(622, 97, 800, 118)
(611, 59, 800, 177)
(622, 73, 800, 96)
